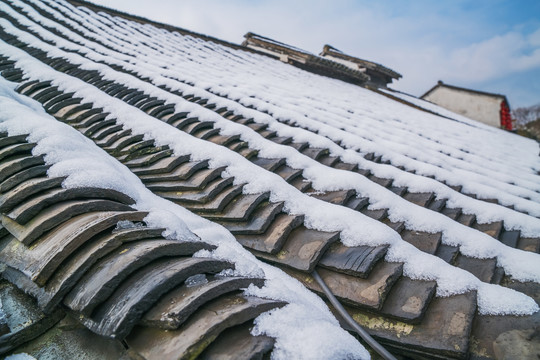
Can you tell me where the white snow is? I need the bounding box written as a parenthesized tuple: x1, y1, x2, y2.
(0, 1, 538, 317)
(2, 1, 540, 313)
(1, 37, 539, 319)
(7, 0, 540, 222)
(0, 76, 369, 359)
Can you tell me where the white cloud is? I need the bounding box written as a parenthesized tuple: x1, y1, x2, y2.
(528, 28, 540, 46)
(446, 31, 540, 81)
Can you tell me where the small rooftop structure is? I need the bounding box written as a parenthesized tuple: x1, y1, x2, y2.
(421, 81, 513, 130)
(320, 44, 402, 88)
(242, 32, 370, 86)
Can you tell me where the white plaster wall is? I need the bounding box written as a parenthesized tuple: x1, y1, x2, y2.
(423, 87, 502, 127)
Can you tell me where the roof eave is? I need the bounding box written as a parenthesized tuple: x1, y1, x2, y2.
(320, 45, 402, 80)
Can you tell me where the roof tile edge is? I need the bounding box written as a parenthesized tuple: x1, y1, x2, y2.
(320, 44, 402, 80)
(242, 32, 371, 85)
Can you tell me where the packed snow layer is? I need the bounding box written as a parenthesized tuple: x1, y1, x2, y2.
(8, 0, 540, 222)
(1, 38, 539, 317)
(81, 5, 539, 176)
(1, 9, 539, 282)
(0, 77, 370, 359)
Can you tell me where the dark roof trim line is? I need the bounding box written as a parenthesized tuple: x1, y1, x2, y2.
(243, 32, 313, 56)
(242, 32, 370, 83)
(320, 45, 402, 79)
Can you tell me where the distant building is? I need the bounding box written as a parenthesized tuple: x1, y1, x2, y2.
(421, 81, 513, 130)
(319, 45, 402, 88)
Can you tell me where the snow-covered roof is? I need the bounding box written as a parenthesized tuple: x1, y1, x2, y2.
(0, 0, 538, 359)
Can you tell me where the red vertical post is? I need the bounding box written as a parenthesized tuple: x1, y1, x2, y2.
(500, 101, 512, 131)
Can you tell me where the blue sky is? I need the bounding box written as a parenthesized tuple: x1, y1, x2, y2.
(91, 0, 540, 108)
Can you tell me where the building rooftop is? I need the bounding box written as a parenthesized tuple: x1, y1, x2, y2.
(421, 80, 509, 104)
(0, 0, 539, 359)
(242, 32, 371, 85)
(320, 44, 402, 80)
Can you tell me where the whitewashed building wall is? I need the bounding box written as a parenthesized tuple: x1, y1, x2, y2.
(422, 87, 502, 128)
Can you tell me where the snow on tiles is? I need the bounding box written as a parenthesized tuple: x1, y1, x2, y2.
(151, 27, 538, 184)
(18, 0, 540, 216)
(1, 8, 539, 235)
(2, 1, 540, 240)
(0, 77, 370, 360)
(1, 34, 539, 318)
(7, 0, 540, 288)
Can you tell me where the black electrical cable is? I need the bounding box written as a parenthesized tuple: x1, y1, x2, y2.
(311, 270, 397, 360)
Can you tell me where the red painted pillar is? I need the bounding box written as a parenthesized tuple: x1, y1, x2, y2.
(500, 101, 512, 131)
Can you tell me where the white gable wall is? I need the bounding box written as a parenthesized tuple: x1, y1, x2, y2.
(423, 87, 502, 128)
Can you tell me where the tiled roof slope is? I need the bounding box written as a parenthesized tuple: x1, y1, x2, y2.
(0, 60, 296, 358)
(0, 0, 539, 359)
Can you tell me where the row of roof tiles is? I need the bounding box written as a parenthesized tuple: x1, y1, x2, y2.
(0, 0, 539, 359)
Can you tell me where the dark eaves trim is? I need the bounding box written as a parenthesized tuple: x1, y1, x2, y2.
(243, 32, 370, 83)
(420, 81, 509, 105)
(320, 44, 402, 80)
(242, 32, 370, 86)
(64, 0, 260, 54)
(243, 32, 314, 56)
(242, 32, 313, 59)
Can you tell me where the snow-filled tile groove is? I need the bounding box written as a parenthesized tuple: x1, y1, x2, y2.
(0, 132, 288, 354)
(0, 76, 365, 359)
(0, 0, 539, 359)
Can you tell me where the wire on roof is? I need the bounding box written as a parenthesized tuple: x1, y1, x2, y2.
(311, 270, 398, 360)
